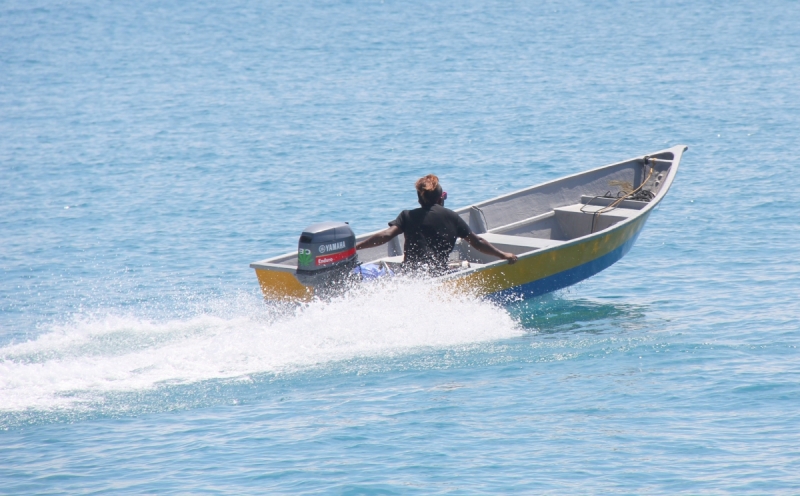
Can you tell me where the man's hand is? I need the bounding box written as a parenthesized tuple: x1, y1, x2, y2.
(503, 252, 518, 264)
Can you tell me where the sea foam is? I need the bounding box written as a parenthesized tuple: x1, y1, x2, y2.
(0, 278, 522, 412)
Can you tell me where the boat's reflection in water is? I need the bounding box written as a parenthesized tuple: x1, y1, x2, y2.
(505, 293, 648, 335)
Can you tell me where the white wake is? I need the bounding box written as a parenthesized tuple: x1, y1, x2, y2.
(0, 278, 522, 412)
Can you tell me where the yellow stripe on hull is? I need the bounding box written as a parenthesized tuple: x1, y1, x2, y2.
(446, 214, 647, 297)
(254, 268, 313, 301)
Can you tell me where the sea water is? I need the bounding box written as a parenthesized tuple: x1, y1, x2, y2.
(1, 0, 799, 493)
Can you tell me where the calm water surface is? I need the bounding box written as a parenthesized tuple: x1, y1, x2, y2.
(1, 0, 799, 493)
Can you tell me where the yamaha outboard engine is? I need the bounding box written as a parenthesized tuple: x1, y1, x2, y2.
(296, 221, 358, 291)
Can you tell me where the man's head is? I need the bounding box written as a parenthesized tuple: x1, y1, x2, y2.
(415, 174, 445, 207)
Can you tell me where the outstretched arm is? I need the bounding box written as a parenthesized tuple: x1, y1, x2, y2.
(464, 233, 518, 264)
(355, 225, 403, 250)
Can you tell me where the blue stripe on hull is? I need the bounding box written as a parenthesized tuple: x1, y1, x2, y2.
(488, 231, 642, 303)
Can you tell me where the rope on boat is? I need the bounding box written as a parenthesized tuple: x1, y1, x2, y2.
(582, 156, 657, 234)
(607, 187, 655, 202)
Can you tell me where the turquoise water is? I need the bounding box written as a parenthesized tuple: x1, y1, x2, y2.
(2, 0, 799, 493)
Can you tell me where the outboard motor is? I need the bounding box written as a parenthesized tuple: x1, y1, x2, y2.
(296, 221, 358, 290)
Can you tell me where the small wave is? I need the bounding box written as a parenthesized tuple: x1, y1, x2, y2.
(0, 278, 522, 413)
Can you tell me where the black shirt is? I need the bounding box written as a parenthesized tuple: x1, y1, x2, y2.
(389, 204, 472, 274)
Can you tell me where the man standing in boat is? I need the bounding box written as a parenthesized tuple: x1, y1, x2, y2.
(355, 174, 518, 275)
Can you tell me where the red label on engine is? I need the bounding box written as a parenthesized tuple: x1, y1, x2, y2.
(315, 247, 356, 266)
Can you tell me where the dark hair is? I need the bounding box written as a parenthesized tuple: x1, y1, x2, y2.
(415, 174, 443, 207)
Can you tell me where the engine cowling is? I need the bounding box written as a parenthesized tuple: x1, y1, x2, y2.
(296, 221, 357, 288)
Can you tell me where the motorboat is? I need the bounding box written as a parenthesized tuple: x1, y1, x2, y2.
(250, 145, 686, 302)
